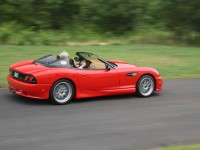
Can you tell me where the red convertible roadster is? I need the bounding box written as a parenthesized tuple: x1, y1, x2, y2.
(7, 52, 162, 104)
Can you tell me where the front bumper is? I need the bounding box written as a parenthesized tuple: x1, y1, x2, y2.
(7, 75, 51, 99)
(155, 76, 163, 91)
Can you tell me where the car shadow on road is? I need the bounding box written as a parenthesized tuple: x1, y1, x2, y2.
(5, 92, 160, 106)
(73, 94, 135, 104)
(73, 92, 160, 104)
(5, 93, 50, 106)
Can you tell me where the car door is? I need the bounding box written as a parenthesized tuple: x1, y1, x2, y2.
(117, 68, 139, 89)
(76, 68, 119, 92)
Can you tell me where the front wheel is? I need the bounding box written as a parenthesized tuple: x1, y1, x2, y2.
(50, 79, 74, 105)
(136, 75, 155, 97)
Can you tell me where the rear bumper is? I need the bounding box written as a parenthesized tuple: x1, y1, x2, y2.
(7, 75, 51, 99)
(155, 76, 163, 91)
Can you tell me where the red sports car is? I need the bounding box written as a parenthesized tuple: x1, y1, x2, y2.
(7, 52, 162, 104)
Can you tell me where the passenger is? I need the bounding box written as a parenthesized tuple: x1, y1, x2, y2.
(57, 52, 87, 69)
(57, 51, 70, 60)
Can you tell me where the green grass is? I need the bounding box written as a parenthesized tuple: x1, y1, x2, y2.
(154, 144, 200, 150)
(0, 44, 200, 87)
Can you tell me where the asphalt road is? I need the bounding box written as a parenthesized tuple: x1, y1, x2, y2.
(0, 79, 200, 150)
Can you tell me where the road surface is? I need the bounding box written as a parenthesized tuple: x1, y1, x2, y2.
(0, 79, 200, 150)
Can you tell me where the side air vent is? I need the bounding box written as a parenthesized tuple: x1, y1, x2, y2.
(126, 72, 137, 77)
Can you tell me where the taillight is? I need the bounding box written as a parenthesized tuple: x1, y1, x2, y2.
(24, 75, 37, 84)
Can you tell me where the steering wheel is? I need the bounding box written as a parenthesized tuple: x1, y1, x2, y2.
(79, 60, 91, 69)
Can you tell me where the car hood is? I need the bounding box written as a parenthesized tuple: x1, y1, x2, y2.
(109, 60, 160, 76)
(10, 60, 49, 74)
(109, 60, 138, 68)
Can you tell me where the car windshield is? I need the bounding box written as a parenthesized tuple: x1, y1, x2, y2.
(76, 52, 98, 61)
(76, 52, 117, 69)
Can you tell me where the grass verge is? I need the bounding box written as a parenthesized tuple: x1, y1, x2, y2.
(0, 44, 200, 87)
(154, 144, 200, 150)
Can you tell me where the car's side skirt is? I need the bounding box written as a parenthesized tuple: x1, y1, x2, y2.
(75, 87, 136, 99)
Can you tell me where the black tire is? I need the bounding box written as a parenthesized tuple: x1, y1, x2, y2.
(50, 79, 75, 105)
(136, 75, 155, 97)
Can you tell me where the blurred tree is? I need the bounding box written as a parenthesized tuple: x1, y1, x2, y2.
(44, 0, 80, 29)
(158, 0, 200, 36)
(79, 0, 138, 34)
(0, 0, 199, 43)
(0, 0, 80, 29)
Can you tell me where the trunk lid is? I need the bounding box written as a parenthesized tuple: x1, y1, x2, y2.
(10, 60, 48, 74)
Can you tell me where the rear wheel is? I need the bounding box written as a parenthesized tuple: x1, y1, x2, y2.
(50, 79, 74, 105)
(136, 75, 155, 97)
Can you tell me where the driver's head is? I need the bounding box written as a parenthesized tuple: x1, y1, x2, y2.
(59, 51, 69, 59)
(74, 57, 79, 61)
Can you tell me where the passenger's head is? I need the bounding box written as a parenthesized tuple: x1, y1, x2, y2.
(59, 51, 69, 59)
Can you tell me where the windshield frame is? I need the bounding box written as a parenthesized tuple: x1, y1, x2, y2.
(76, 52, 117, 69)
(76, 52, 98, 60)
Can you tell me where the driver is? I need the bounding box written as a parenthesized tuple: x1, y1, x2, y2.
(78, 60, 87, 69)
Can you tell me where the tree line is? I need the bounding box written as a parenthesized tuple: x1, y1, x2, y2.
(0, 0, 199, 44)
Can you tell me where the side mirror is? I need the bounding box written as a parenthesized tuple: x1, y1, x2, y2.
(106, 64, 111, 70)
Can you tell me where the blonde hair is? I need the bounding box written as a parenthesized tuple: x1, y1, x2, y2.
(59, 51, 69, 59)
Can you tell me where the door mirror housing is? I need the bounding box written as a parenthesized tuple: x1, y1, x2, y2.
(106, 64, 111, 70)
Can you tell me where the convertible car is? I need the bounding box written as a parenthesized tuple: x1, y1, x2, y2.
(7, 52, 162, 104)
